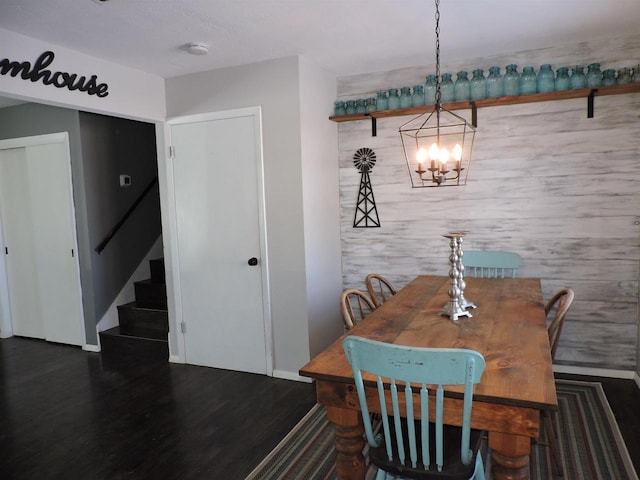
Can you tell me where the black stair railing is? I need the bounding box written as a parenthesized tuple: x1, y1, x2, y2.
(95, 176, 159, 254)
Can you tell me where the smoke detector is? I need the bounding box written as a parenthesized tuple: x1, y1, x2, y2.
(185, 43, 209, 56)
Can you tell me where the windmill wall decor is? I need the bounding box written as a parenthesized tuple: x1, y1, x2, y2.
(352, 147, 380, 228)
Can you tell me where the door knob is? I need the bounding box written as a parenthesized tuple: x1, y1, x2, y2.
(248, 257, 258, 266)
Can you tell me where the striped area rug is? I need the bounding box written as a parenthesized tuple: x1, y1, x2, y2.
(245, 380, 638, 480)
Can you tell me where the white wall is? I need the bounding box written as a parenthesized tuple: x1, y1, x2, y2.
(337, 34, 640, 373)
(298, 57, 344, 358)
(0, 28, 165, 121)
(165, 56, 342, 377)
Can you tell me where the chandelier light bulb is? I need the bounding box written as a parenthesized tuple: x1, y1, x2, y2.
(439, 147, 450, 164)
(417, 147, 428, 164)
(452, 144, 463, 161)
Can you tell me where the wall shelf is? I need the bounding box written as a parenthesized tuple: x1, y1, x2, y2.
(329, 83, 640, 123)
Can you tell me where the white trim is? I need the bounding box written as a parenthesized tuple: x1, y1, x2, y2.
(634, 372, 640, 390)
(553, 364, 636, 379)
(273, 369, 313, 383)
(168, 354, 182, 364)
(166, 106, 273, 375)
(83, 344, 100, 353)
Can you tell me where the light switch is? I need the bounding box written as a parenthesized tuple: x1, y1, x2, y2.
(120, 174, 131, 187)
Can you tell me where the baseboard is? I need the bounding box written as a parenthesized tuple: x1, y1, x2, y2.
(272, 369, 313, 383)
(168, 354, 181, 364)
(635, 372, 640, 390)
(83, 344, 100, 353)
(553, 364, 636, 380)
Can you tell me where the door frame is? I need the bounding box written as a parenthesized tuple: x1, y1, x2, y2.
(166, 106, 273, 375)
(0, 132, 86, 346)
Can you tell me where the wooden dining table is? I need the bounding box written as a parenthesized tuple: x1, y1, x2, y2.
(299, 275, 557, 480)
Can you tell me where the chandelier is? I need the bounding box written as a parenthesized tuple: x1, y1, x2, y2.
(399, 0, 476, 188)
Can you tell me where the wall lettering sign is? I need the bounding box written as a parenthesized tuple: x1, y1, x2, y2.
(0, 51, 109, 98)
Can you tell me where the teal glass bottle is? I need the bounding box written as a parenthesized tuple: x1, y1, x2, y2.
(424, 74, 437, 105)
(333, 101, 346, 116)
(376, 90, 389, 111)
(365, 97, 377, 113)
(470, 69, 487, 100)
(399, 86, 412, 108)
(586, 63, 602, 87)
(554, 67, 570, 91)
(454, 71, 471, 101)
(520, 66, 537, 95)
(345, 100, 356, 114)
(632, 65, 640, 83)
(411, 85, 425, 106)
(388, 88, 400, 109)
(602, 69, 616, 86)
(570, 66, 586, 89)
(503, 64, 520, 96)
(355, 99, 366, 113)
(617, 67, 632, 84)
(440, 73, 455, 103)
(537, 64, 555, 93)
(487, 66, 504, 98)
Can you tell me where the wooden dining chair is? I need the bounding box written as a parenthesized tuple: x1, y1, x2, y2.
(462, 250, 522, 278)
(340, 289, 376, 330)
(541, 287, 575, 477)
(343, 336, 486, 480)
(365, 274, 397, 308)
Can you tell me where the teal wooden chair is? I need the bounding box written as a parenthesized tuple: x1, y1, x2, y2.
(343, 336, 486, 480)
(462, 251, 522, 278)
(365, 274, 397, 308)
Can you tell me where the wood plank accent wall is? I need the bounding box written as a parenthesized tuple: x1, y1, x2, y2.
(336, 35, 640, 372)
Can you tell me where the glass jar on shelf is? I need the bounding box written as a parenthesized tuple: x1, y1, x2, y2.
(503, 64, 520, 96)
(520, 66, 537, 95)
(345, 100, 357, 115)
(454, 71, 471, 101)
(399, 86, 412, 108)
(440, 73, 455, 103)
(617, 67, 632, 84)
(487, 66, 504, 98)
(586, 63, 602, 88)
(555, 67, 570, 91)
(355, 99, 366, 113)
(470, 69, 487, 100)
(388, 88, 401, 109)
(633, 65, 640, 83)
(412, 85, 425, 107)
(602, 69, 616, 86)
(365, 97, 377, 113)
(376, 90, 389, 111)
(425, 74, 437, 105)
(570, 66, 586, 89)
(537, 64, 555, 93)
(333, 101, 346, 116)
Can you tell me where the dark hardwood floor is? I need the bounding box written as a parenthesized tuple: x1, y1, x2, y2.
(0, 337, 316, 479)
(0, 338, 638, 479)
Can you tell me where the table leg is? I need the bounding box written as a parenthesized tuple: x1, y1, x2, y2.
(325, 406, 366, 480)
(489, 431, 531, 480)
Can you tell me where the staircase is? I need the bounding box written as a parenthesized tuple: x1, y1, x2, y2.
(99, 258, 169, 361)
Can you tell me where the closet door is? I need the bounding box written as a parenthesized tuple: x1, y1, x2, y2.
(0, 134, 84, 346)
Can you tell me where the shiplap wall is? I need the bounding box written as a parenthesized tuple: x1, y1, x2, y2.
(337, 35, 640, 371)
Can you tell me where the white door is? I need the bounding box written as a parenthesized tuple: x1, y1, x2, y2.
(169, 108, 271, 374)
(0, 133, 85, 346)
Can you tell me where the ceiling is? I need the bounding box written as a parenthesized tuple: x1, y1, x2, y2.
(1, 0, 639, 80)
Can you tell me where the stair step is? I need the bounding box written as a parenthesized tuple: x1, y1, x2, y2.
(117, 302, 168, 333)
(149, 258, 165, 284)
(134, 279, 167, 309)
(99, 326, 168, 361)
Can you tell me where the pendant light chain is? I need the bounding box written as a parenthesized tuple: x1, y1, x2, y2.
(434, 0, 441, 107)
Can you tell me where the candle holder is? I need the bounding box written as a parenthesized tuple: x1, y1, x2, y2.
(440, 232, 473, 323)
(453, 231, 476, 310)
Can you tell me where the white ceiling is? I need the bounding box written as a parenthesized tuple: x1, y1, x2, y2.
(1, 0, 639, 80)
